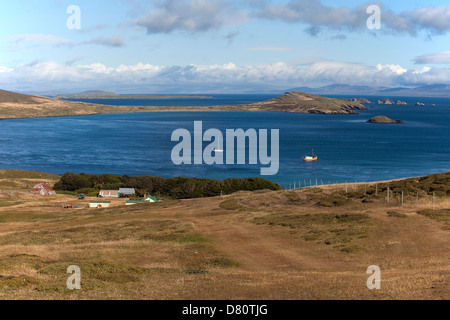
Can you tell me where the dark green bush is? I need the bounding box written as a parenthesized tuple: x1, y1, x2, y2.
(53, 173, 281, 200)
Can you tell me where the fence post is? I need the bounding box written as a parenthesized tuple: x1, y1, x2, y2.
(387, 187, 390, 204)
(433, 192, 435, 210)
(402, 191, 404, 207)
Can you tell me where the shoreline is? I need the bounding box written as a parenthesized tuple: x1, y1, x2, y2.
(0, 168, 447, 190)
(0, 105, 362, 121)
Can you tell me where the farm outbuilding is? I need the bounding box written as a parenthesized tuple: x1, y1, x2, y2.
(119, 188, 135, 198)
(126, 200, 146, 206)
(145, 195, 160, 202)
(99, 190, 119, 198)
(30, 183, 56, 196)
(126, 196, 160, 206)
(89, 201, 111, 208)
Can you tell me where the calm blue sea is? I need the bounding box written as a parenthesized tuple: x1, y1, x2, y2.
(0, 94, 449, 187)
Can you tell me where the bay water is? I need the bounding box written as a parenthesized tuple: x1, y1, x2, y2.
(0, 94, 449, 187)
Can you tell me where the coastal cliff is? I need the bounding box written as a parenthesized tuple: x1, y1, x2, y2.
(242, 91, 366, 114)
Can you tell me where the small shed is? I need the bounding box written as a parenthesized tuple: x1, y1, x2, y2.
(89, 201, 111, 208)
(30, 183, 56, 196)
(99, 190, 119, 198)
(119, 188, 135, 198)
(145, 195, 160, 203)
(126, 200, 146, 206)
(126, 196, 160, 206)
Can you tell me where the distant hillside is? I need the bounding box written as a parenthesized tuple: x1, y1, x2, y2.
(288, 84, 450, 98)
(242, 91, 366, 114)
(56, 92, 213, 100)
(0, 89, 165, 119)
(0, 89, 365, 119)
(0, 89, 53, 104)
(54, 90, 119, 99)
(0, 89, 199, 119)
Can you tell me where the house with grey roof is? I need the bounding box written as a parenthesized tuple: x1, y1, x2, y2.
(119, 188, 135, 198)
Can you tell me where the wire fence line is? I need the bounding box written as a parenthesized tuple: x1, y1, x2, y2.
(282, 179, 447, 210)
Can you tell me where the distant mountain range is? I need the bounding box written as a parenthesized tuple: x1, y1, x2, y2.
(54, 90, 119, 99)
(286, 84, 450, 98)
(15, 84, 450, 98)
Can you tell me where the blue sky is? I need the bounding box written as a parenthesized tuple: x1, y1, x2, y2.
(1, 0, 450, 93)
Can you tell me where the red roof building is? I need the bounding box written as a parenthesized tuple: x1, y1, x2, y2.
(30, 183, 56, 196)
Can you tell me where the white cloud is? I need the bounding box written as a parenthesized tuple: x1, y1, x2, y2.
(405, 5, 450, 34)
(0, 60, 448, 93)
(256, 0, 414, 35)
(136, 0, 247, 34)
(9, 34, 72, 46)
(413, 67, 431, 74)
(0, 66, 13, 73)
(87, 36, 125, 48)
(414, 51, 450, 64)
(376, 64, 408, 75)
(255, 1, 450, 37)
(116, 63, 162, 73)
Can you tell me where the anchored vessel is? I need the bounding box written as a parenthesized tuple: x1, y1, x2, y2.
(303, 149, 318, 161)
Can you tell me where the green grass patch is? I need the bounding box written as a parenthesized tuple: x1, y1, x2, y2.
(255, 212, 370, 252)
(0, 219, 202, 245)
(177, 234, 208, 243)
(0, 275, 44, 290)
(0, 211, 65, 223)
(206, 257, 239, 268)
(307, 192, 350, 207)
(417, 209, 450, 230)
(219, 198, 243, 211)
(55, 190, 79, 196)
(386, 211, 408, 218)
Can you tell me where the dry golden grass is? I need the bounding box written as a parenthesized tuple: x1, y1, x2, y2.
(0, 170, 60, 191)
(0, 172, 448, 300)
(0, 89, 365, 119)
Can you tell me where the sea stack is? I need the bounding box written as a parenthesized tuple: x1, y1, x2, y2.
(367, 116, 403, 124)
(377, 98, 395, 105)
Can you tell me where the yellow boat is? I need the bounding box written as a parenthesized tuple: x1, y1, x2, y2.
(303, 149, 318, 161)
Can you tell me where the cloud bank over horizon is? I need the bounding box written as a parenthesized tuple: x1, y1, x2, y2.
(1, 59, 448, 94)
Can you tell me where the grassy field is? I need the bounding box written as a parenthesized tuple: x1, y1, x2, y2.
(0, 170, 448, 300)
(0, 170, 60, 191)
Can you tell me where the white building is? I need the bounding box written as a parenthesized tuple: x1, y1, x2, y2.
(89, 201, 111, 208)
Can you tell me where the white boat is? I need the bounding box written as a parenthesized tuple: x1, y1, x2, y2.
(302, 149, 318, 161)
